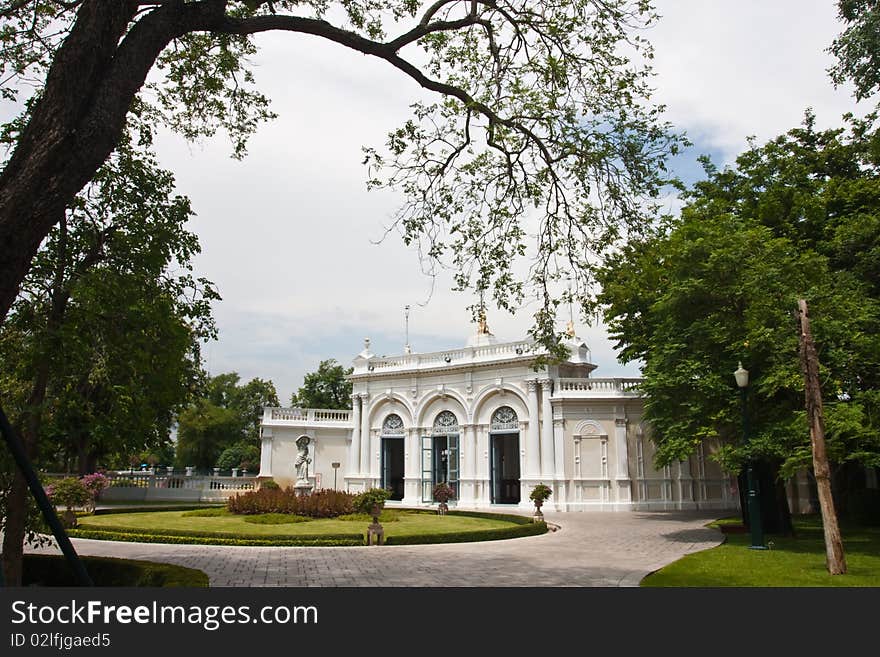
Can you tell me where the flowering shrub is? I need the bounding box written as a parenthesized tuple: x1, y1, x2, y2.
(81, 472, 110, 496)
(432, 482, 455, 503)
(227, 488, 355, 518)
(46, 477, 91, 511)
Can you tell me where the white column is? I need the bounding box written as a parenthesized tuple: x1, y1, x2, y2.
(677, 458, 693, 508)
(347, 395, 361, 477)
(525, 379, 540, 479)
(477, 424, 489, 505)
(258, 429, 273, 478)
(460, 424, 475, 505)
(614, 417, 631, 504)
(553, 418, 566, 510)
(540, 379, 555, 480)
(403, 428, 420, 504)
(359, 394, 371, 476)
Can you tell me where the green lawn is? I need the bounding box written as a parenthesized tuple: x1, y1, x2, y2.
(642, 516, 880, 587)
(78, 509, 518, 538)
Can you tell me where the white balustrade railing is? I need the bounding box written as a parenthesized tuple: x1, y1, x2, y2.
(268, 407, 352, 423)
(361, 340, 533, 374)
(94, 472, 257, 502)
(555, 377, 642, 395)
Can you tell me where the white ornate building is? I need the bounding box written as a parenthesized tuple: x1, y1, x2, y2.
(258, 323, 738, 512)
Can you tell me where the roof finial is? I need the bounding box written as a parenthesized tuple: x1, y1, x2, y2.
(404, 305, 412, 354)
(477, 290, 490, 335)
(565, 280, 576, 338)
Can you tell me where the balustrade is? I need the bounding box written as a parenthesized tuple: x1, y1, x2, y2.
(555, 378, 642, 395)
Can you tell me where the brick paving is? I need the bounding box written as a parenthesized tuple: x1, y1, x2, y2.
(29, 510, 724, 587)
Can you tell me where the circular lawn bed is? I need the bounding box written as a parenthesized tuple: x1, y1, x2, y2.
(70, 508, 547, 546)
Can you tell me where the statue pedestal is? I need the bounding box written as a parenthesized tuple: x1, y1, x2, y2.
(367, 522, 384, 545)
(294, 480, 313, 497)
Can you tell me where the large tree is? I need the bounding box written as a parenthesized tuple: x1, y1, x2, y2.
(596, 113, 880, 503)
(0, 0, 680, 346)
(290, 359, 353, 410)
(0, 130, 217, 584)
(174, 371, 279, 468)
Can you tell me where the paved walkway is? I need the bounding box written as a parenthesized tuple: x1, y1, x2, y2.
(31, 510, 725, 587)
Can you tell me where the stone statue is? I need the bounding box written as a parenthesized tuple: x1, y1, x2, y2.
(294, 435, 311, 484)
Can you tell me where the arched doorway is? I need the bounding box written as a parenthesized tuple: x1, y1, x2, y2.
(380, 413, 405, 501)
(490, 406, 521, 504)
(421, 410, 460, 502)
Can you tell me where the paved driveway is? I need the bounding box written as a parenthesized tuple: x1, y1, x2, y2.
(32, 510, 724, 587)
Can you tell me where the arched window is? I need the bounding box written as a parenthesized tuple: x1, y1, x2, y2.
(382, 413, 405, 435)
(490, 406, 519, 432)
(432, 410, 459, 435)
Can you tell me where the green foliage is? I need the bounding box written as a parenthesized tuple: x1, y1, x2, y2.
(642, 515, 880, 586)
(181, 507, 230, 518)
(385, 521, 547, 545)
(22, 555, 209, 587)
(290, 359, 353, 410)
(337, 510, 402, 523)
(243, 513, 312, 525)
(174, 400, 241, 471)
(597, 113, 880, 474)
(46, 477, 91, 510)
(352, 487, 391, 515)
(68, 528, 363, 547)
(94, 504, 225, 515)
(227, 488, 356, 517)
(216, 442, 261, 471)
(529, 484, 553, 503)
(0, 126, 218, 475)
(259, 479, 280, 490)
(0, 451, 50, 550)
(829, 1, 880, 101)
(175, 373, 279, 469)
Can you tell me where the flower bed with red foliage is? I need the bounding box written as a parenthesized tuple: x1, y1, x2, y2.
(227, 488, 356, 518)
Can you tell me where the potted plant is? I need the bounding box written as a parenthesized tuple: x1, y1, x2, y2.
(353, 487, 392, 545)
(529, 483, 553, 521)
(46, 477, 91, 528)
(432, 482, 455, 515)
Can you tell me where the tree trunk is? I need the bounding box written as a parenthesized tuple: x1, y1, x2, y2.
(0, 1, 222, 323)
(1, 470, 30, 585)
(797, 299, 847, 575)
(1, 214, 76, 585)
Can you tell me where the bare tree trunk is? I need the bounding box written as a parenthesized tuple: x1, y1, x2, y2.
(797, 298, 847, 575)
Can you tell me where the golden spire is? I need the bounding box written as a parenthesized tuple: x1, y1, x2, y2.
(477, 290, 491, 335)
(478, 307, 490, 335)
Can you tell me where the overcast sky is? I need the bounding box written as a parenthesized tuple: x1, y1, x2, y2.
(145, 1, 864, 403)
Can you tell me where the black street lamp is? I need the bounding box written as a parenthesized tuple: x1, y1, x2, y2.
(734, 362, 767, 550)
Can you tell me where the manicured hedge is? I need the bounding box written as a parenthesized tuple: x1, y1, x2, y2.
(444, 510, 536, 524)
(384, 520, 547, 545)
(23, 554, 208, 587)
(94, 504, 225, 515)
(69, 528, 364, 547)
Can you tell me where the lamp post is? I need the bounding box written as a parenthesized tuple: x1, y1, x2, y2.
(331, 462, 340, 490)
(734, 362, 767, 550)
